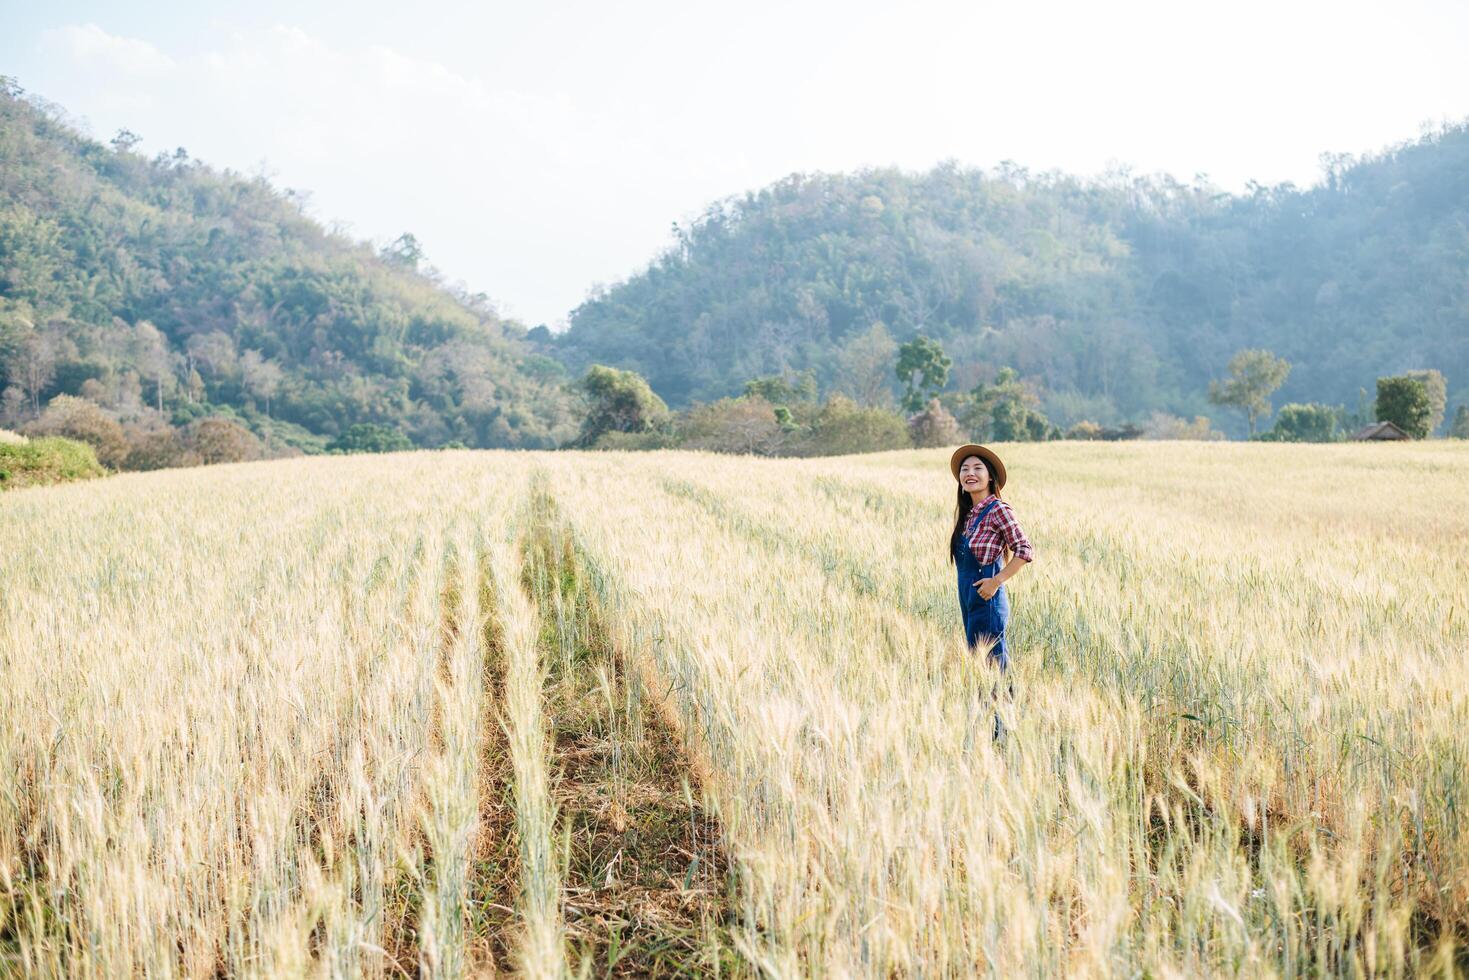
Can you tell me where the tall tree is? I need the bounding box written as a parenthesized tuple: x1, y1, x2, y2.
(6, 323, 68, 416)
(1403, 369, 1447, 435)
(1376, 375, 1433, 438)
(965, 367, 1053, 441)
(1208, 349, 1291, 436)
(240, 350, 284, 417)
(574, 365, 669, 447)
(132, 321, 173, 413)
(186, 331, 238, 380)
(895, 335, 952, 413)
(381, 232, 424, 269)
(1450, 405, 1469, 439)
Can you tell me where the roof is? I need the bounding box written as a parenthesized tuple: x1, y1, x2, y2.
(1351, 420, 1412, 441)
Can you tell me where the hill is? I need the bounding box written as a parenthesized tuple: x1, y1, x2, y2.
(0, 78, 575, 451)
(554, 125, 1469, 431)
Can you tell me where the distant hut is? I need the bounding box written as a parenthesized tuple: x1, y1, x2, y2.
(1351, 420, 1411, 441)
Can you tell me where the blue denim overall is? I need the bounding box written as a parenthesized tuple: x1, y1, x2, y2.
(954, 498, 1011, 670)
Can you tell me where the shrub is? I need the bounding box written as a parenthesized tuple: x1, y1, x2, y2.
(802, 396, 910, 456)
(327, 423, 413, 454)
(24, 394, 128, 468)
(1142, 413, 1225, 441)
(964, 367, 1055, 441)
(991, 400, 1056, 441)
(593, 429, 679, 451)
(188, 418, 264, 464)
(678, 397, 783, 455)
(1258, 402, 1342, 442)
(0, 428, 26, 446)
(124, 428, 200, 471)
(0, 436, 106, 489)
(1065, 420, 1104, 440)
(907, 399, 963, 449)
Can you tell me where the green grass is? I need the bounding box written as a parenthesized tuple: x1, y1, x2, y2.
(0, 436, 106, 490)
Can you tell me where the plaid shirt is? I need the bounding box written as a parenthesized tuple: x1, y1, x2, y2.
(963, 497, 1035, 566)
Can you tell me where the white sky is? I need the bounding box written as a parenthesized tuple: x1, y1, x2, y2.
(4, 0, 1468, 327)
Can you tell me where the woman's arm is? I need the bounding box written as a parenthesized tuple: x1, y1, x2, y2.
(976, 502, 1034, 599)
(977, 553, 1029, 598)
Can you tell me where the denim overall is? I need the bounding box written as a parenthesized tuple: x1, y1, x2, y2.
(954, 498, 1011, 670)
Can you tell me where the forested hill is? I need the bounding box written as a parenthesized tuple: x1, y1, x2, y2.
(0, 80, 575, 451)
(554, 125, 1469, 427)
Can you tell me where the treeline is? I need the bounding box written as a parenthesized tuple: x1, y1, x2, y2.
(0, 78, 576, 467)
(569, 339, 1469, 457)
(552, 124, 1469, 435)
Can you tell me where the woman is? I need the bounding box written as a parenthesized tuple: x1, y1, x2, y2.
(949, 444, 1034, 671)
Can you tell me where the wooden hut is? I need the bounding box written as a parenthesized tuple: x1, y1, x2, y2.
(1351, 420, 1412, 441)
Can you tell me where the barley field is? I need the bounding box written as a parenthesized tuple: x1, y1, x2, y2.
(1, 442, 1466, 978)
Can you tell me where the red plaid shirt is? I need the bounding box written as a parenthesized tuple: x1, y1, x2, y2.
(963, 497, 1034, 566)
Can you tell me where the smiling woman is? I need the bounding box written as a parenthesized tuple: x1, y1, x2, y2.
(948, 443, 1034, 678)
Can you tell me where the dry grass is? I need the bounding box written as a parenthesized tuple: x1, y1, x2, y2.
(0, 453, 539, 976)
(536, 442, 1469, 977)
(0, 428, 26, 446)
(2, 442, 1466, 977)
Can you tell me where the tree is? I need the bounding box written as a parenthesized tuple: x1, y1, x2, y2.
(185, 368, 205, 404)
(574, 365, 670, 448)
(381, 232, 424, 269)
(0, 387, 24, 427)
(964, 367, 1053, 441)
(1207, 349, 1291, 436)
(240, 349, 284, 417)
(895, 335, 952, 413)
(186, 331, 238, 379)
(833, 323, 898, 407)
(1376, 375, 1433, 438)
(109, 129, 142, 153)
(5, 323, 66, 416)
(1449, 405, 1469, 439)
(132, 321, 174, 413)
(1403, 369, 1446, 434)
(1259, 402, 1341, 442)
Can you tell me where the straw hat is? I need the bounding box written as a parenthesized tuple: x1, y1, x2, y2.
(949, 444, 1007, 490)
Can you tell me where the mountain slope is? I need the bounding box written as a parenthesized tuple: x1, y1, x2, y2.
(555, 126, 1469, 430)
(0, 79, 575, 449)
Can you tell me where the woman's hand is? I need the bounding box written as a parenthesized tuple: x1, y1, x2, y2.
(975, 577, 1000, 600)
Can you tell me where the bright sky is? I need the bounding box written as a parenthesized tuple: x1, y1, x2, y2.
(4, 0, 1468, 327)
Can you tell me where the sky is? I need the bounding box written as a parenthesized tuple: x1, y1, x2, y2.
(4, 0, 1469, 327)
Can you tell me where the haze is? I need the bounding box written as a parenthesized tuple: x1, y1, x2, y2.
(4, 0, 1467, 327)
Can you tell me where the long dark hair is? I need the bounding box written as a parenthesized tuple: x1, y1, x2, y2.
(948, 460, 1000, 564)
